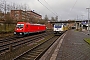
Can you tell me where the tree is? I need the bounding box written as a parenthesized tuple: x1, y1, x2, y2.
(5, 16, 12, 24)
(55, 16, 58, 21)
(44, 15, 49, 21)
(44, 15, 49, 24)
(4, 12, 14, 30)
(51, 16, 55, 21)
(37, 19, 46, 24)
(28, 15, 35, 23)
(0, 11, 4, 21)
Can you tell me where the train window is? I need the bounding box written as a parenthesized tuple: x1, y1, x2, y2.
(16, 24, 24, 28)
(54, 23, 62, 28)
(26, 25, 28, 28)
(55, 25, 61, 28)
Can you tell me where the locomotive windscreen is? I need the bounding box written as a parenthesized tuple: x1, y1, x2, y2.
(54, 23, 62, 28)
(16, 24, 24, 28)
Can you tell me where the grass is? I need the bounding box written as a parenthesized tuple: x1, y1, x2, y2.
(84, 38, 90, 44)
(0, 24, 15, 32)
(0, 24, 16, 38)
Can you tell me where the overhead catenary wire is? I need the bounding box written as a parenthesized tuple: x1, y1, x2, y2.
(38, 0, 78, 20)
(70, 0, 78, 11)
(43, 0, 58, 16)
(67, 0, 78, 20)
(38, 0, 57, 16)
(44, 0, 62, 21)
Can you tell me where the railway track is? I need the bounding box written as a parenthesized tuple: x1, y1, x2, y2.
(0, 31, 53, 54)
(13, 36, 59, 60)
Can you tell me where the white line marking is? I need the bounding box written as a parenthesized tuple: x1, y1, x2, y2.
(50, 34, 66, 60)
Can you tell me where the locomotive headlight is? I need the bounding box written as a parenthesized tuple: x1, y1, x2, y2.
(20, 33, 22, 35)
(20, 29, 22, 30)
(17, 29, 18, 30)
(14, 32, 16, 34)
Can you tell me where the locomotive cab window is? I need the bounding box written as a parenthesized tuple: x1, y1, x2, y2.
(54, 23, 62, 28)
(26, 25, 28, 28)
(16, 24, 24, 28)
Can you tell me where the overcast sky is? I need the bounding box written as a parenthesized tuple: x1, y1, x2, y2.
(5, 0, 90, 21)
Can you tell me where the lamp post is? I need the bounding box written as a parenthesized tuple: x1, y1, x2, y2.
(86, 8, 90, 35)
(81, 15, 84, 21)
(81, 15, 84, 30)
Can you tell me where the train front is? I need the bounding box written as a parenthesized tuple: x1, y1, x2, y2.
(14, 22, 24, 36)
(53, 23, 63, 35)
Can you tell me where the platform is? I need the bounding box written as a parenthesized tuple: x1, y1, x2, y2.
(55, 30, 90, 60)
(40, 30, 90, 60)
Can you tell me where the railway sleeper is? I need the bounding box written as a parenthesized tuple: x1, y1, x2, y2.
(31, 51, 41, 54)
(25, 53, 39, 56)
(27, 54, 38, 57)
(22, 55, 36, 59)
(31, 49, 43, 53)
(36, 49, 43, 51)
(36, 47, 45, 50)
(24, 55, 37, 58)
(22, 57, 31, 60)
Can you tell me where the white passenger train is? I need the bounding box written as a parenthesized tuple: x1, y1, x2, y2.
(53, 23, 68, 35)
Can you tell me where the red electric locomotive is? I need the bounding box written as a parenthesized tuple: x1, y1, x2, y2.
(14, 22, 46, 36)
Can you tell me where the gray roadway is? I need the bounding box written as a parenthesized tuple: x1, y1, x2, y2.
(56, 30, 90, 60)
